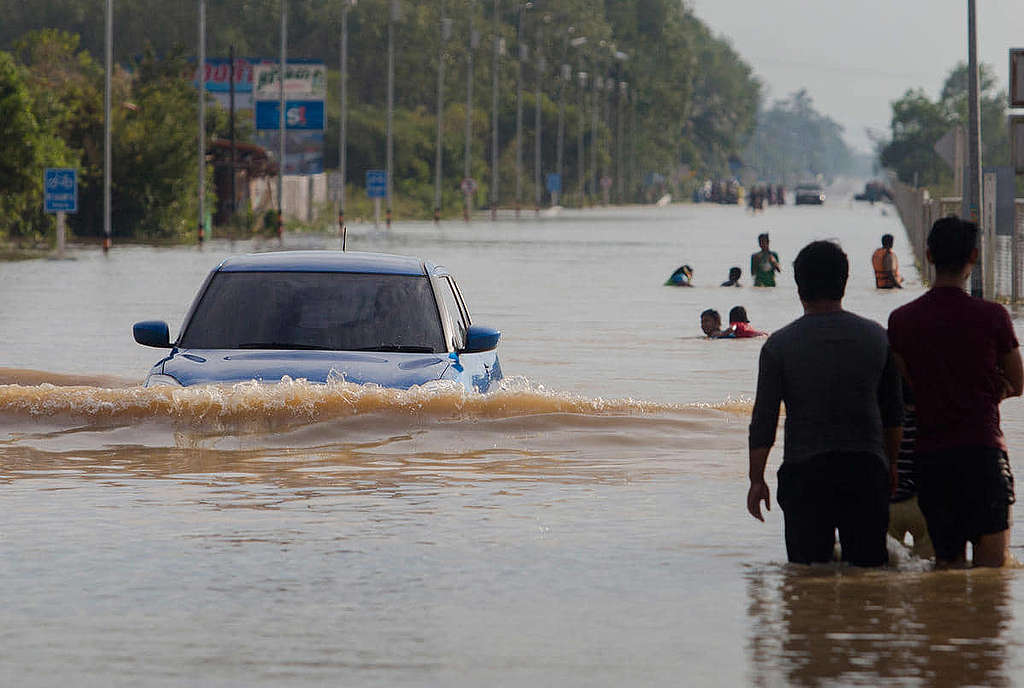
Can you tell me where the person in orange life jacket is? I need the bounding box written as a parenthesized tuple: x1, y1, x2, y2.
(728, 306, 767, 337)
(872, 234, 903, 289)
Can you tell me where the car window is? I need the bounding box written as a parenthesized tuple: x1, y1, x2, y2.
(438, 276, 468, 350)
(179, 271, 446, 353)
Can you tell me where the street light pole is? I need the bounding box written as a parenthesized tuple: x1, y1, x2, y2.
(198, 0, 206, 243)
(966, 0, 983, 296)
(534, 39, 544, 213)
(277, 0, 286, 240)
(514, 3, 529, 218)
(339, 0, 354, 239)
(464, 2, 477, 223)
(104, 0, 112, 251)
(386, 0, 398, 228)
(490, 0, 500, 222)
(435, 0, 450, 223)
(577, 70, 586, 208)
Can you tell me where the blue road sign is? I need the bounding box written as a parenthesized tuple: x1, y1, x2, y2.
(366, 170, 387, 199)
(545, 173, 562, 194)
(44, 168, 78, 213)
(255, 100, 326, 130)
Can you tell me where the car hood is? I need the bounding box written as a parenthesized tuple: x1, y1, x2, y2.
(158, 349, 452, 388)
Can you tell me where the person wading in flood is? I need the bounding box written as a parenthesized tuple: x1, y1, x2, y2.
(888, 216, 1023, 567)
(872, 234, 903, 289)
(751, 233, 781, 287)
(747, 240, 903, 566)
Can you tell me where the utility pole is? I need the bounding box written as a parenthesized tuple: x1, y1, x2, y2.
(277, 0, 286, 240)
(104, 0, 112, 251)
(534, 43, 544, 213)
(464, 1, 477, 223)
(590, 73, 599, 207)
(434, 1, 450, 223)
(966, 0, 984, 296)
(617, 80, 625, 204)
(490, 0, 500, 222)
(386, 0, 398, 228)
(577, 70, 586, 208)
(514, 3, 528, 218)
(339, 0, 354, 238)
(198, 0, 206, 242)
(229, 44, 237, 218)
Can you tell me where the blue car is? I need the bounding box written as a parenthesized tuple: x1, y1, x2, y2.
(133, 251, 502, 391)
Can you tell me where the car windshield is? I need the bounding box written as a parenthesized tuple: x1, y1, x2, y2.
(178, 271, 446, 353)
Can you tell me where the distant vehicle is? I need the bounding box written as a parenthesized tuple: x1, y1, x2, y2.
(133, 251, 502, 392)
(794, 184, 826, 205)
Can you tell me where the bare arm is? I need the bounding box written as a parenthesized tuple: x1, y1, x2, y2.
(999, 347, 1024, 399)
(748, 446, 772, 521)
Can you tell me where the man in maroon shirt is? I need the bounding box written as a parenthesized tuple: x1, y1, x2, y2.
(888, 216, 1023, 567)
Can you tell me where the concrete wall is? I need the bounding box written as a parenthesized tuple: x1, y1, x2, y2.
(249, 173, 329, 222)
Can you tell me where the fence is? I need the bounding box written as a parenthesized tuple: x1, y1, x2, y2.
(889, 179, 1024, 302)
(249, 173, 329, 223)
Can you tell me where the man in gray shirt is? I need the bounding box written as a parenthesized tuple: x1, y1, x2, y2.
(747, 240, 903, 566)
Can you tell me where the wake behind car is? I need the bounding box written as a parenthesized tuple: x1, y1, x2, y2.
(794, 183, 825, 205)
(133, 251, 502, 392)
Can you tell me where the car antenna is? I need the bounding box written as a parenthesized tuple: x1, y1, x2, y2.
(341, 224, 347, 251)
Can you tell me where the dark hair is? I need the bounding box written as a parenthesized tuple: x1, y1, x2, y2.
(700, 308, 720, 321)
(728, 306, 749, 323)
(793, 240, 848, 301)
(927, 216, 977, 273)
(881, 234, 894, 248)
(728, 267, 742, 280)
(757, 233, 769, 244)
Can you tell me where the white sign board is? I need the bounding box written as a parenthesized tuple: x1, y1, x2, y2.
(1011, 49, 1024, 109)
(253, 62, 326, 100)
(1012, 115, 1024, 175)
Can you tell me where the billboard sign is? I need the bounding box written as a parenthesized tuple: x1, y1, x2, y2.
(44, 168, 78, 213)
(255, 100, 325, 130)
(253, 62, 327, 100)
(1011, 49, 1024, 109)
(1011, 115, 1024, 175)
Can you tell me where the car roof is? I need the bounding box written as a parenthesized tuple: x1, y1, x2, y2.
(217, 250, 435, 276)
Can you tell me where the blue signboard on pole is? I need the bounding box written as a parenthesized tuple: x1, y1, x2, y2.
(545, 173, 562, 194)
(366, 170, 387, 199)
(255, 100, 326, 130)
(44, 168, 78, 213)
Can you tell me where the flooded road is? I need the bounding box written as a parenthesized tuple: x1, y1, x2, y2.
(3, 193, 1024, 686)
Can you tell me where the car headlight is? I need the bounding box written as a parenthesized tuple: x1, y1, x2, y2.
(145, 374, 183, 388)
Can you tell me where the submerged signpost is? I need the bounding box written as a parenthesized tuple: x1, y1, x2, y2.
(44, 168, 78, 259)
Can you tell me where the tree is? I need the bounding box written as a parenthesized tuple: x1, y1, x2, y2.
(0, 49, 70, 241)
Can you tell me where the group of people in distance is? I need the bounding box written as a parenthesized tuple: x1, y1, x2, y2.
(747, 217, 1022, 568)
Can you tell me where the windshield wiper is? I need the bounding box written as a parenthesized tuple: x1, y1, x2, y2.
(237, 342, 336, 350)
(353, 345, 436, 353)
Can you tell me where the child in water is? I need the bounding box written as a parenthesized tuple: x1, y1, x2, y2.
(700, 309, 731, 338)
(727, 306, 767, 338)
(721, 267, 742, 287)
(666, 265, 694, 287)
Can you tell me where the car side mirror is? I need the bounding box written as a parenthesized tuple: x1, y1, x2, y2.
(461, 325, 501, 353)
(133, 320, 172, 348)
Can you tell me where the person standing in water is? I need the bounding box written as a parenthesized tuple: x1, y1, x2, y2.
(872, 234, 903, 289)
(751, 233, 781, 287)
(888, 216, 1022, 567)
(747, 240, 903, 566)
(721, 267, 742, 287)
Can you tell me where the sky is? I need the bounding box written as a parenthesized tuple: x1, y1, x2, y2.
(691, 0, 1024, 153)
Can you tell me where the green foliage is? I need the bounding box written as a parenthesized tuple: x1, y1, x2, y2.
(745, 88, 853, 186)
(880, 62, 1008, 191)
(0, 49, 71, 242)
(2, 0, 763, 232)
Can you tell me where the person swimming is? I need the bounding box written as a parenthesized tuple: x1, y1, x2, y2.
(666, 265, 694, 287)
(700, 309, 732, 338)
(727, 306, 767, 337)
(721, 267, 742, 287)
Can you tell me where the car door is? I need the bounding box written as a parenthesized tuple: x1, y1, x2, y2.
(437, 275, 501, 393)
